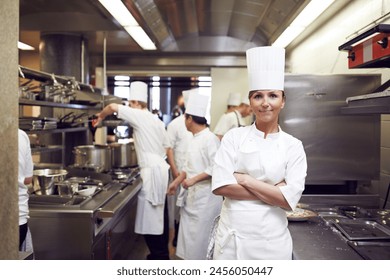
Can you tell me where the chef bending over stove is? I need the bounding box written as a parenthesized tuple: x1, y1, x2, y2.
(94, 81, 171, 260)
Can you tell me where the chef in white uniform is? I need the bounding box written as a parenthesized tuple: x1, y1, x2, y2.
(166, 89, 193, 246)
(211, 46, 307, 260)
(167, 89, 222, 260)
(94, 81, 171, 260)
(213, 95, 252, 140)
(18, 129, 34, 251)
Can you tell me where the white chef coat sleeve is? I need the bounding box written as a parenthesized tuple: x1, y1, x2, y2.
(279, 139, 307, 210)
(117, 105, 142, 129)
(18, 129, 33, 179)
(25, 138, 33, 178)
(213, 114, 230, 135)
(204, 134, 220, 176)
(211, 129, 239, 191)
(161, 124, 171, 149)
(166, 121, 177, 149)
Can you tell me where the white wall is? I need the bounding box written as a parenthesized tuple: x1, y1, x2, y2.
(210, 67, 248, 130)
(288, 0, 390, 205)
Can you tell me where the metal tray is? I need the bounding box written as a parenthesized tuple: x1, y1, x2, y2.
(347, 241, 390, 260)
(333, 219, 390, 241)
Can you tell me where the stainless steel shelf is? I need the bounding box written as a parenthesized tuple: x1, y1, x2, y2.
(25, 127, 88, 135)
(31, 145, 63, 154)
(19, 99, 101, 110)
(19, 65, 102, 94)
(341, 91, 390, 114)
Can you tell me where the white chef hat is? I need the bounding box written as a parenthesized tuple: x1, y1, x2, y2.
(182, 89, 191, 105)
(186, 88, 210, 118)
(241, 95, 250, 105)
(227, 92, 241, 106)
(246, 46, 285, 91)
(129, 81, 148, 103)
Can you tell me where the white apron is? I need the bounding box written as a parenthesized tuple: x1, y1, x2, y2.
(175, 128, 222, 259)
(176, 181, 222, 259)
(213, 127, 292, 260)
(134, 153, 170, 235)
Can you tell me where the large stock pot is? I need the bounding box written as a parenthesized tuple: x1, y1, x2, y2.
(72, 145, 112, 172)
(109, 140, 137, 168)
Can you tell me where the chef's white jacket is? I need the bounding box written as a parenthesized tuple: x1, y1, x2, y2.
(18, 129, 34, 226)
(213, 110, 244, 136)
(175, 128, 222, 259)
(118, 106, 171, 234)
(212, 124, 307, 259)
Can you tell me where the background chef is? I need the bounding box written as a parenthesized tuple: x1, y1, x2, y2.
(94, 81, 171, 260)
(167, 89, 222, 260)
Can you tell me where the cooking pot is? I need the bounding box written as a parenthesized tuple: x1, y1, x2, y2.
(56, 177, 103, 196)
(73, 145, 112, 172)
(110, 140, 138, 168)
(32, 169, 68, 195)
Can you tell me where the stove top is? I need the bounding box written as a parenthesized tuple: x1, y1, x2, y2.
(107, 167, 140, 184)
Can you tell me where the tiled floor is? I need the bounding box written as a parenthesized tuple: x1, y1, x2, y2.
(127, 228, 181, 260)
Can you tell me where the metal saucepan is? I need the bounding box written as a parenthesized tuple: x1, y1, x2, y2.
(32, 169, 68, 195)
(72, 145, 112, 172)
(109, 140, 137, 168)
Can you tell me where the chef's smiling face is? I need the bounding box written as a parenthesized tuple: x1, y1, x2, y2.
(249, 90, 285, 123)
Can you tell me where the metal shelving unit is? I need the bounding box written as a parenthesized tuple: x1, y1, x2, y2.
(18, 66, 102, 167)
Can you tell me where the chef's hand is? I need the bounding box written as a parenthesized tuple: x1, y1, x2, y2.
(172, 169, 180, 179)
(167, 182, 178, 195)
(233, 172, 254, 187)
(182, 177, 195, 189)
(91, 113, 103, 128)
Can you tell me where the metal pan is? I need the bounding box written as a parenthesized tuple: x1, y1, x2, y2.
(332, 219, 390, 241)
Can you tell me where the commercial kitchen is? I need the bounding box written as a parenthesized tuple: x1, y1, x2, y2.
(1, 0, 390, 261)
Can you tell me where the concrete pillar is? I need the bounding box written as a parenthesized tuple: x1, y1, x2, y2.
(0, 0, 19, 260)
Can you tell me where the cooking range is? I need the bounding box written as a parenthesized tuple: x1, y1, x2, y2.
(28, 166, 142, 260)
(314, 205, 390, 260)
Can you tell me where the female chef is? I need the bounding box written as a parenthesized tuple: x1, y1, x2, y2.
(167, 89, 222, 260)
(211, 46, 307, 260)
(94, 81, 171, 260)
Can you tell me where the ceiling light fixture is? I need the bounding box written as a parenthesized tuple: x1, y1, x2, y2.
(98, 0, 157, 50)
(18, 41, 35, 50)
(114, 75, 130, 81)
(272, 0, 335, 48)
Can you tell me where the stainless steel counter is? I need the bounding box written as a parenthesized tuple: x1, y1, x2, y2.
(28, 175, 142, 259)
(289, 194, 383, 260)
(290, 217, 362, 259)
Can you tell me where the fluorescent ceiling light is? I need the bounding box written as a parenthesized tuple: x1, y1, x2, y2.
(114, 75, 130, 81)
(18, 41, 35, 50)
(198, 76, 212, 82)
(98, 0, 156, 50)
(115, 81, 130, 86)
(198, 81, 212, 87)
(124, 26, 157, 50)
(273, 0, 335, 48)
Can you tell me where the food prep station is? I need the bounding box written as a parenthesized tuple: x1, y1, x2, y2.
(28, 167, 142, 260)
(289, 195, 390, 260)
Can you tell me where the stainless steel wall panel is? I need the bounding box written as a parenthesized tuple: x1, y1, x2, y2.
(280, 74, 381, 183)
